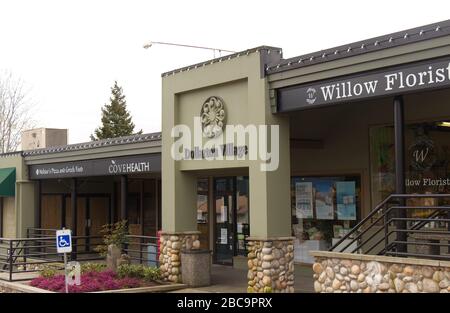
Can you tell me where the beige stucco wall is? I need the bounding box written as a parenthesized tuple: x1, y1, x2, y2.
(162, 48, 292, 238)
(2, 197, 16, 238)
(177, 79, 250, 171)
(0, 153, 37, 237)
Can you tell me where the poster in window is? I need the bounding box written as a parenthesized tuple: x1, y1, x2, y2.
(220, 228, 228, 244)
(220, 206, 227, 222)
(336, 181, 357, 220)
(314, 181, 335, 220)
(295, 182, 313, 219)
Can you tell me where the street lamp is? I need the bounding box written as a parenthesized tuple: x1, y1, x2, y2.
(143, 41, 236, 58)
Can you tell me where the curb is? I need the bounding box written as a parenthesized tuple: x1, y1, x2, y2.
(0, 280, 55, 293)
(0, 279, 186, 293)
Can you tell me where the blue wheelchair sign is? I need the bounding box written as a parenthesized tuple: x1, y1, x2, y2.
(56, 229, 72, 253)
(58, 235, 71, 248)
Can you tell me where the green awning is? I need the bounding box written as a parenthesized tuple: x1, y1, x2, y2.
(0, 168, 15, 197)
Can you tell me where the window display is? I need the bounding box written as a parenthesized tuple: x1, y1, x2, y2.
(370, 120, 450, 212)
(314, 181, 335, 220)
(336, 181, 357, 220)
(295, 182, 313, 219)
(291, 176, 360, 264)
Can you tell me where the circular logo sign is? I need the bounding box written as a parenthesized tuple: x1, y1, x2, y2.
(409, 134, 436, 171)
(200, 96, 226, 138)
(306, 87, 317, 105)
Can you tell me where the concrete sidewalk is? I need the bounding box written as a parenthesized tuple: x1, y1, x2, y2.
(171, 264, 314, 293)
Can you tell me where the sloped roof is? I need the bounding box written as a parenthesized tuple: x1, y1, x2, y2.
(22, 132, 161, 156)
(266, 19, 450, 75)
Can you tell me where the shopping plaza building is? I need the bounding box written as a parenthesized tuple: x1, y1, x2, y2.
(2, 19, 450, 292)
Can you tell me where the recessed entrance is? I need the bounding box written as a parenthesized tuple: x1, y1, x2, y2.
(213, 176, 249, 265)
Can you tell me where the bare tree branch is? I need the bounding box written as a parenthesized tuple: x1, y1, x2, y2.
(0, 70, 36, 153)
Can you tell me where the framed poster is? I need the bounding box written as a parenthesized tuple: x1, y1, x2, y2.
(220, 228, 228, 244)
(295, 182, 313, 219)
(336, 181, 357, 220)
(314, 181, 334, 220)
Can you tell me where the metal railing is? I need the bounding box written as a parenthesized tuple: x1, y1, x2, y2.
(329, 194, 450, 260)
(0, 235, 103, 281)
(0, 228, 160, 281)
(122, 235, 159, 267)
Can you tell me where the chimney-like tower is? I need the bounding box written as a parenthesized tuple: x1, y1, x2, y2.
(21, 128, 68, 150)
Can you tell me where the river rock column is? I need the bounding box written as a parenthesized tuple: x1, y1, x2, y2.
(159, 231, 201, 283)
(247, 237, 295, 293)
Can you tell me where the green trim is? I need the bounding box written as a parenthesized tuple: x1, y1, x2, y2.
(0, 167, 15, 196)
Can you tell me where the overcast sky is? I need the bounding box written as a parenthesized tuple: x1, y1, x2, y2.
(0, 0, 449, 144)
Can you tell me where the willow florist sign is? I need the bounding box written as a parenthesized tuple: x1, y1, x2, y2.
(278, 56, 450, 111)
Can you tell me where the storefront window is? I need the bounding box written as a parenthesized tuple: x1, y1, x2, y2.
(236, 176, 249, 256)
(291, 176, 360, 263)
(370, 120, 450, 214)
(143, 179, 157, 236)
(197, 178, 209, 250)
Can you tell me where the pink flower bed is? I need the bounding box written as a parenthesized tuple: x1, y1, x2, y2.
(29, 270, 151, 293)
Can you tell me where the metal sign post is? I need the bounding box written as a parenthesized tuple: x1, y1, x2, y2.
(63, 252, 68, 293)
(56, 228, 72, 294)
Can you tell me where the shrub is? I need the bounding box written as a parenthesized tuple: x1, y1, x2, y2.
(80, 262, 107, 274)
(39, 267, 57, 278)
(38, 263, 64, 278)
(94, 220, 129, 257)
(117, 264, 161, 281)
(143, 266, 161, 281)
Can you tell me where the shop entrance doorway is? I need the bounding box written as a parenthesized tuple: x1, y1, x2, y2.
(214, 176, 249, 265)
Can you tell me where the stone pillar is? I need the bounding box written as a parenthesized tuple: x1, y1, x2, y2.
(247, 237, 295, 293)
(159, 231, 201, 283)
(245, 101, 293, 293)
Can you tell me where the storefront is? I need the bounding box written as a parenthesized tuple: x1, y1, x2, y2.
(160, 19, 450, 290)
(0, 133, 162, 240)
(28, 154, 161, 240)
(0, 18, 449, 291)
(272, 37, 450, 262)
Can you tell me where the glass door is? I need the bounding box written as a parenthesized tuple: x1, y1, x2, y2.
(197, 179, 209, 250)
(236, 176, 250, 256)
(214, 178, 235, 265)
(214, 176, 250, 265)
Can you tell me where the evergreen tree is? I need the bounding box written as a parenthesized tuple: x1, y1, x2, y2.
(91, 81, 142, 140)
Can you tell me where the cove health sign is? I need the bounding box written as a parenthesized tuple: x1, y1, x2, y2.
(277, 56, 450, 112)
(29, 154, 160, 179)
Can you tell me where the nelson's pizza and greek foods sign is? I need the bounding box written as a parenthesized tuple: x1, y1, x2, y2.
(29, 154, 160, 179)
(277, 56, 450, 112)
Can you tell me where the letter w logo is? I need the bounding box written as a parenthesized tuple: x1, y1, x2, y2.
(413, 148, 429, 163)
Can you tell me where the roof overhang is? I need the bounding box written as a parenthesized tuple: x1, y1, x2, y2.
(268, 20, 450, 113)
(24, 134, 161, 165)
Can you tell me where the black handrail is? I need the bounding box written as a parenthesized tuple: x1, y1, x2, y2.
(329, 194, 395, 251)
(329, 193, 450, 260)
